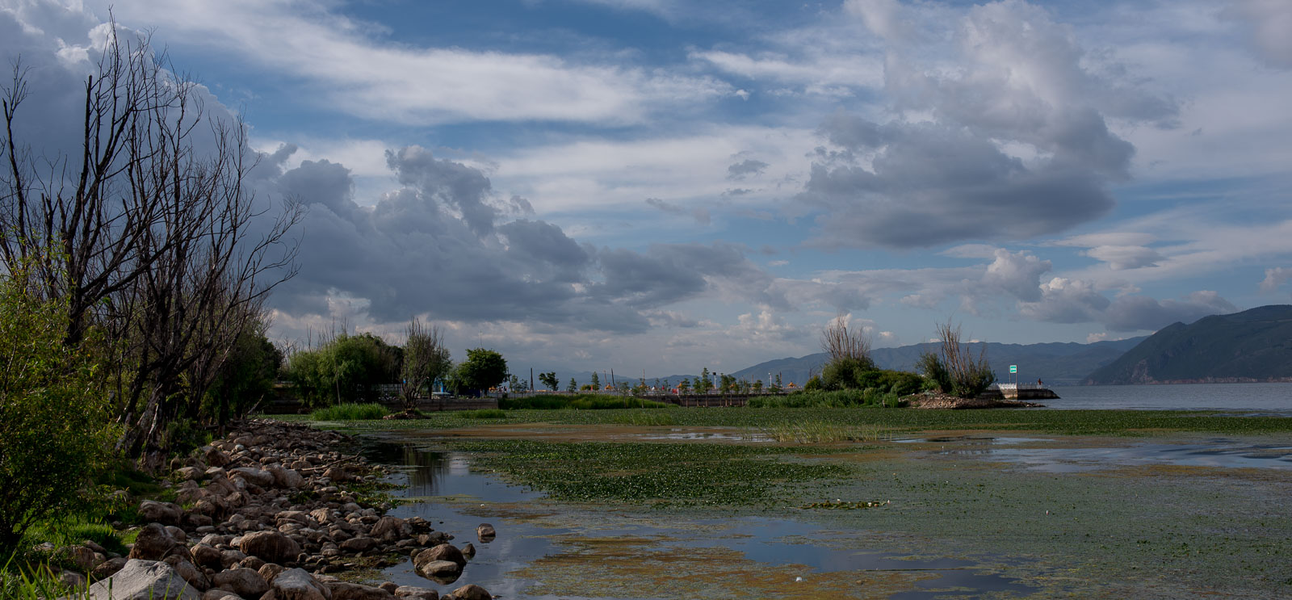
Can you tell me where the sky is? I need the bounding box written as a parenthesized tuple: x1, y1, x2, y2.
(2, 0, 1291, 378)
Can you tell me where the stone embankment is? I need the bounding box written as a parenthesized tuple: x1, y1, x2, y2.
(52, 419, 496, 600)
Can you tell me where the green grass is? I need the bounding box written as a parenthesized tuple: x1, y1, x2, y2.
(758, 421, 891, 443)
(454, 439, 847, 507)
(611, 411, 679, 426)
(500, 394, 674, 410)
(748, 389, 903, 408)
(457, 409, 509, 419)
(309, 407, 1292, 437)
(309, 403, 390, 421)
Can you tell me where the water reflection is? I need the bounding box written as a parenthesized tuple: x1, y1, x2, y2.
(902, 436, 1292, 472)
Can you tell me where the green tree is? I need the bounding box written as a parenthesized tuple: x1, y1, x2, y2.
(678, 378, 691, 395)
(455, 348, 508, 396)
(772, 373, 783, 393)
(285, 332, 401, 406)
(753, 379, 764, 394)
(0, 268, 118, 558)
(698, 368, 712, 393)
(203, 320, 282, 431)
(566, 377, 577, 393)
(590, 371, 600, 391)
(401, 319, 452, 409)
(540, 372, 559, 391)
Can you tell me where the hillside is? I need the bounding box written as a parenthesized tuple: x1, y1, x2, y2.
(730, 337, 1144, 386)
(1084, 305, 1292, 385)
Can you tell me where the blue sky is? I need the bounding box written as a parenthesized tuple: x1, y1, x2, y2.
(3, 0, 1291, 376)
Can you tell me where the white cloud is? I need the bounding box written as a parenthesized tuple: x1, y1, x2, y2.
(1259, 267, 1292, 294)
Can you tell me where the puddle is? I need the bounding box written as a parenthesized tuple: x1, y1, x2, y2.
(902, 436, 1292, 472)
(359, 436, 1039, 599)
(637, 429, 773, 442)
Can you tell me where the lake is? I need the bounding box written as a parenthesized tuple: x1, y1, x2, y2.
(1045, 381, 1292, 412)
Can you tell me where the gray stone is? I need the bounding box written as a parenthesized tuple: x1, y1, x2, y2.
(446, 585, 490, 600)
(163, 557, 211, 591)
(86, 559, 201, 600)
(129, 523, 181, 561)
(191, 545, 224, 570)
(411, 560, 460, 581)
(92, 556, 128, 580)
(338, 537, 375, 553)
(266, 568, 331, 600)
(415, 544, 465, 569)
(139, 501, 184, 526)
(231, 468, 275, 488)
(326, 582, 393, 600)
(202, 590, 244, 600)
(393, 587, 437, 600)
(368, 517, 406, 542)
(212, 568, 269, 600)
(474, 524, 495, 542)
(239, 531, 301, 565)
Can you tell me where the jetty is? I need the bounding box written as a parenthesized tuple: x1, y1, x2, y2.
(993, 383, 1060, 400)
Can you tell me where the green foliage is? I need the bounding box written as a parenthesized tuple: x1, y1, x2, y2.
(611, 411, 679, 426)
(453, 439, 847, 507)
(285, 332, 402, 406)
(500, 394, 673, 410)
(400, 320, 451, 408)
(0, 270, 118, 559)
(803, 375, 823, 391)
(916, 351, 951, 393)
(309, 403, 390, 421)
(539, 372, 560, 391)
(160, 418, 212, 456)
(202, 324, 281, 422)
(759, 421, 890, 443)
(748, 389, 903, 408)
(457, 409, 508, 419)
(566, 378, 577, 393)
(452, 348, 508, 396)
(590, 372, 600, 390)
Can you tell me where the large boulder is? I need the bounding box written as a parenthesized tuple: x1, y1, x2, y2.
(139, 501, 184, 526)
(368, 517, 406, 543)
(230, 468, 275, 488)
(130, 523, 182, 560)
(163, 556, 211, 591)
(338, 537, 376, 553)
(202, 590, 243, 600)
(446, 585, 491, 600)
(415, 544, 465, 569)
(92, 557, 129, 580)
(86, 559, 201, 600)
(393, 587, 437, 600)
(326, 582, 393, 600)
(265, 465, 303, 489)
(475, 524, 495, 543)
(204, 446, 231, 468)
(212, 568, 269, 600)
(263, 568, 331, 600)
(239, 531, 301, 565)
(191, 544, 224, 571)
(412, 560, 460, 583)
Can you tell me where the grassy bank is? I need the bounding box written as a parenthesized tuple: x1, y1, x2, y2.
(296, 406, 1292, 436)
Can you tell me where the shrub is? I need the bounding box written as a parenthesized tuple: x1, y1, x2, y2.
(747, 389, 903, 409)
(0, 270, 118, 560)
(309, 403, 390, 421)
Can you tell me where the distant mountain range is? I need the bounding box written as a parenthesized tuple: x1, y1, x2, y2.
(728, 337, 1145, 386)
(1084, 305, 1292, 385)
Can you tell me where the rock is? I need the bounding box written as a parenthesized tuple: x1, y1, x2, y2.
(322, 467, 352, 482)
(59, 570, 87, 589)
(338, 537, 376, 553)
(239, 556, 266, 571)
(326, 582, 393, 600)
(258, 563, 285, 584)
(67, 545, 100, 572)
(459, 544, 474, 560)
(204, 446, 231, 468)
(163, 557, 211, 591)
(445, 585, 491, 600)
(139, 501, 184, 526)
(308, 509, 333, 525)
(202, 590, 244, 600)
(165, 526, 188, 543)
(277, 511, 312, 526)
(368, 517, 406, 542)
(212, 568, 269, 600)
(239, 531, 301, 565)
(130, 523, 181, 560)
(265, 568, 331, 600)
(231, 468, 275, 488)
(220, 549, 248, 568)
(92, 556, 129, 579)
(176, 466, 203, 481)
(475, 525, 495, 543)
(415, 544, 466, 569)
(412, 560, 460, 582)
(191, 545, 224, 570)
(393, 587, 437, 600)
(377, 583, 398, 594)
(86, 559, 201, 600)
(265, 465, 303, 489)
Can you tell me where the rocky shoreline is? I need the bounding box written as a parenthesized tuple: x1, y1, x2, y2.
(53, 419, 495, 600)
(905, 391, 1044, 409)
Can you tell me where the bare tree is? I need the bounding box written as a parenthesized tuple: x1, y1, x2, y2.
(2, 23, 300, 455)
(400, 318, 451, 410)
(821, 312, 872, 365)
(927, 319, 994, 398)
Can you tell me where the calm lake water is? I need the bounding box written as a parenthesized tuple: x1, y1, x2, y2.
(1045, 382, 1292, 412)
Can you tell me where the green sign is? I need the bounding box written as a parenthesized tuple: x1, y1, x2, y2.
(1009, 365, 1017, 374)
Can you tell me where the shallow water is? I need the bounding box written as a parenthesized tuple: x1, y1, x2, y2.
(361, 437, 1040, 599)
(1047, 382, 1292, 412)
(904, 435, 1292, 472)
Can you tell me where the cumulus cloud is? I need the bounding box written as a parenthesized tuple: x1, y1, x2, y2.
(799, 0, 1178, 249)
(726, 159, 768, 180)
(1224, 0, 1292, 69)
(644, 197, 710, 225)
(1021, 278, 1235, 332)
(1082, 245, 1164, 270)
(1259, 267, 1292, 293)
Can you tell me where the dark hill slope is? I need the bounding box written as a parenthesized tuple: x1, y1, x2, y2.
(1084, 305, 1292, 384)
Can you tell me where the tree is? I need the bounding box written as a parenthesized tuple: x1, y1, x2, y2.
(455, 348, 508, 396)
(400, 319, 452, 410)
(719, 373, 734, 394)
(822, 314, 874, 368)
(202, 317, 281, 431)
(590, 371, 600, 391)
(539, 371, 559, 391)
(0, 265, 117, 558)
(285, 331, 401, 406)
(773, 372, 783, 393)
(753, 379, 764, 394)
(919, 320, 995, 398)
(678, 378, 691, 395)
(698, 368, 712, 393)
(566, 377, 577, 393)
(2, 27, 301, 455)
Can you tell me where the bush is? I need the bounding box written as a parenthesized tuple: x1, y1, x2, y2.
(309, 403, 390, 421)
(748, 389, 903, 409)
(0, 271, 118, 560)
(500, 394, 673, 410)
(285, 333, 401, 406)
